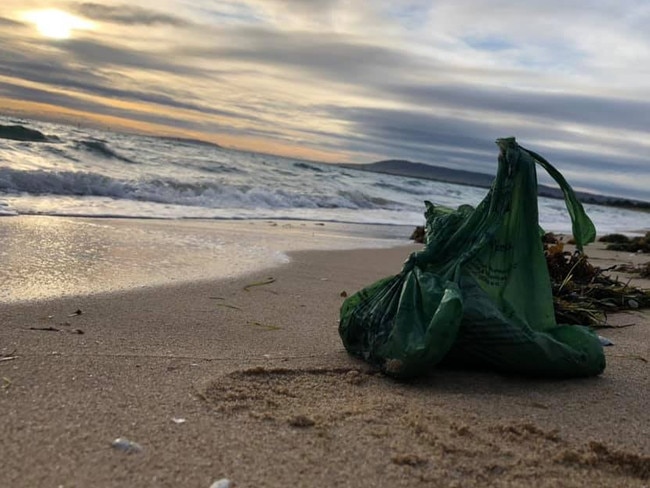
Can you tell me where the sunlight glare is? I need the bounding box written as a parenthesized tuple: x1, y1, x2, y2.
(23, 9, 93, 40)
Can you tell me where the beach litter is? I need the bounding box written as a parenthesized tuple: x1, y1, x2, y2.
(27, 325, 86, 335)
(340, 138, 607, 379)
(214, 303, 242, 311)
(409, 230, 650, 328)
(243, 277, 276, 291)
(28, 326, 60, 332)
(111, 437, 143, 453)
(246, 321, 282, 331)
(0, 349, 18, 363)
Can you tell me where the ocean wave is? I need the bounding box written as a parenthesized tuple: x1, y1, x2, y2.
(43, 145, 80, 162)
(372, 180, 432, 196)
(270, 167, 298, 177)
(194, 163, 246, 174)
(0, 167, 402, 211)
(0, 168, 134, 197)
(155, 135, 222, 149)
(293, 162, 325, 173)
(75, 139, 134, 163)
(336, 189, 403, 209)
(0, 199, 17, 216)
(0, 124, 57, 143)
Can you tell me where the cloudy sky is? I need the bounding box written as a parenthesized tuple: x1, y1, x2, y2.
(1, 0, 649, 200)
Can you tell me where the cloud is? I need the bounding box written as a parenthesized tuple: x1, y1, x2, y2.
(314, 103, 650, 197)
(178, 26, 435, 85)
(56, 38, 200, 74)
(243, 0, 341, 17)
(74, 2, 191, 27)
(322, 105, 501, 163)
(0, 79, 247, 135)
(0, 65, 253, 121)
(0, 16, 25, 27)
(1, 0, 648, 200)
(0, 34, 262, 129)
(235, 0, 353, 29)
(376, 82, 650, 136)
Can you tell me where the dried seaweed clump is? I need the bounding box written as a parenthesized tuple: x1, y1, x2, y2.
(544, 234, 650, 326)
(613, 262, 650, 279)
(410, 226, 425, 243)
(599, 232, 650, 253)
(409, 227, 649, 326)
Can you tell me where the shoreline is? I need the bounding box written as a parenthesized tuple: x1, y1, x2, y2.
(0, 215, 412, 304)
(2, 214, 647, 305)
(1, 240, 649, 487)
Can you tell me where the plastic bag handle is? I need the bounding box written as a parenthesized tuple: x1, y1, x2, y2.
(520, 145, 596, 251)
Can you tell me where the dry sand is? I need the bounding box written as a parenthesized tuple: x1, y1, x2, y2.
(1, 241, 649, 488)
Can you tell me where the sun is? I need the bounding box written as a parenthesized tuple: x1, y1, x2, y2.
(22, 9, 93, 40)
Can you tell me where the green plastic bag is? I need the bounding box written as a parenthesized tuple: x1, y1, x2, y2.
(339, 137, 605, 379)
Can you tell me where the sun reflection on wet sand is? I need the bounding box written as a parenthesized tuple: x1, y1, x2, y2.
(0, 216, 407, 303)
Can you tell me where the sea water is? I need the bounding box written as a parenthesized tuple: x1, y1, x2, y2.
(0, 116, 647, 301)
(1, 116, 647, 233)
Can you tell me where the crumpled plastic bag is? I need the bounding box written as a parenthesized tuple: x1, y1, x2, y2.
(339, 137, 605, 378)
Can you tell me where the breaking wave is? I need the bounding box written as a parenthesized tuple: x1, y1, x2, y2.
(0, 167, 404, 210)
(76, 139, 134, 163)
(0, 123, 56, 143)
(0, 199, 17, 216)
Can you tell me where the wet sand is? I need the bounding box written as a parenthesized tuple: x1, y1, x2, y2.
(0, 216, 410, 302)
(1, 233, 649, 487)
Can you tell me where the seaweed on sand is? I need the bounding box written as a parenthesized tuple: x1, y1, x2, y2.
(599, 232, 650, 253)
(410, 226, 650, 327)
(544, 235, 650, 327)
(613, 262, 650, 280)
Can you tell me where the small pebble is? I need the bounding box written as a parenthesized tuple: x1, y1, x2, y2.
(172, 417, 186, 424)
(598, 335, 614, 347)
(288, 414, 315, 428)
(628, 299, 639, 309)
(111, 437, 143, 453)
(209, 479, 233, 488)
(345, 369, 365, 385)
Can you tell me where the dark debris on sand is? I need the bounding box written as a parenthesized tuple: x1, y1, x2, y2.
(599, 232, 650, 253)
(543, 234, 649, 326)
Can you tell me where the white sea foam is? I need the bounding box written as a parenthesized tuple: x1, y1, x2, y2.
(0, 116, 647, 235)
(0, 199, 17, 216)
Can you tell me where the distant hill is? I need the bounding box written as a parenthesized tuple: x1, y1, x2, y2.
(339, 159, 650, 211)
(354, 159, 496, 188)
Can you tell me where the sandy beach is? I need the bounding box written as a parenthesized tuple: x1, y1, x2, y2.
(1, 218, 649, 488)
